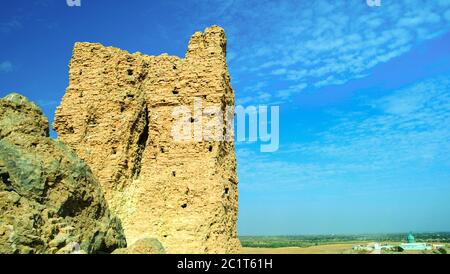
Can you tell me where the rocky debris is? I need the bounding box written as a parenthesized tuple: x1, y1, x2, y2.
(112, 238, 165, 254)
(54, 25, 240, 253)
(0, 93, 127, 254)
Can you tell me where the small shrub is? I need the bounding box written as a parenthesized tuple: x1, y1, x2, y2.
(437, 247, 447, 254)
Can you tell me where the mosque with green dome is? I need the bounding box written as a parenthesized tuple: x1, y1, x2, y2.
(399, 232, 432, 251)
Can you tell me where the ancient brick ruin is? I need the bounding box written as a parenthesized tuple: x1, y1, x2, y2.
(53, 26, 240, 253)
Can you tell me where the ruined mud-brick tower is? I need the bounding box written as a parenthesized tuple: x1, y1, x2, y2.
(53, 26, 240, 253)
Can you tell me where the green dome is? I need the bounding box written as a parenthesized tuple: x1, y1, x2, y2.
(407, 232, 415, 243)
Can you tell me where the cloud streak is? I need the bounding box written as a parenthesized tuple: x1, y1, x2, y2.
(0, 61, 13, 73)
(0, 19, 22, 33)
(187, 0, 450, 102)
(237, 73, 450, 190)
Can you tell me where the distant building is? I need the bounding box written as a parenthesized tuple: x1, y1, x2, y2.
(399, 232, 432, 251)
(352, 242, 394, 252)
(352, 232, 439, 253)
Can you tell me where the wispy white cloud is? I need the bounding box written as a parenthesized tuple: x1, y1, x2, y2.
(292, 75, 450, 165)
(0, 19, 22, 33)
(276, 83, 308, 99)
(237, 74, 450, 190)
(188, 0, 450, 102)
(0, 61, 13, 73)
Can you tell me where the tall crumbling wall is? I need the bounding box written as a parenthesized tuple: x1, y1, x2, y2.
(53, 26, 240, 253)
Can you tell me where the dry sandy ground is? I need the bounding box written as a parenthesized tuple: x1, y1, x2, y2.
(242, 242, 447, 254)
(241, 243, 359, 254)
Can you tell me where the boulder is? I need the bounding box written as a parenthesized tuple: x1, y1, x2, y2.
(112, 238, 165, 254)
(0, 93, 126, 254)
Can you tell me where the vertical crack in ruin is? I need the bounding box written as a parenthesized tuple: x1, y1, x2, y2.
(132, 105, 149, 179)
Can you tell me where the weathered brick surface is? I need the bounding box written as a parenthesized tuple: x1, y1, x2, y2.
(53, 26, 240, 253)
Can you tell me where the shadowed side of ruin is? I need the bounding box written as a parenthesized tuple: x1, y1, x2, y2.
(53, 26, 240, 253)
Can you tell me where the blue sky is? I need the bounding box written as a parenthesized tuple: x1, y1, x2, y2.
(1, 0, 450, 235)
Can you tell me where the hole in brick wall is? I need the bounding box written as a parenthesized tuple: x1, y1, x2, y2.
(160, 147, 166, 153)
(181, 203, 187, 209)
(112, 147, 117, 155)
(127, 69, 134, 76)
(224, 188, 229, 195)
(189, 117, 195, 123)
(173, 65, 177, 70)
(172, 89, 179, 95)
(172, 171, 176, 177)
(87, 115, 97, 127)
(208, 145, 213, 152)
(163, 235, 168, 238)
(137, 72, 146, 81)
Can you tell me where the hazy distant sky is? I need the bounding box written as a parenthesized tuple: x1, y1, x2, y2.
(1, 0, 450, 235)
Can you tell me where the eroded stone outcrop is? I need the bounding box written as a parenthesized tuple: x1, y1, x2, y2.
(0, 93, 127, 254)
(53, 26, 240, 253)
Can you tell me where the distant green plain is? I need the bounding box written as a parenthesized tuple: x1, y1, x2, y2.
(239, 232, 450, 248)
